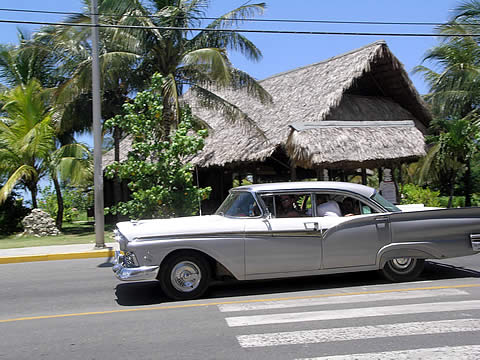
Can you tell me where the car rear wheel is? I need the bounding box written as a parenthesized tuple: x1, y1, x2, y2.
(158, 251, 211, 300)
(381, 258, 425, 282)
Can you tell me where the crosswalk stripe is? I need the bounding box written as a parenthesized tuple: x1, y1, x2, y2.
(295, 345, 480, 360)
(218, 288, 467, 312)
(236, 318, 480, 347)
(225, 300, 480, 327)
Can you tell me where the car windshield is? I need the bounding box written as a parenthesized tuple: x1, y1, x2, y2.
(372, 192, 401, 212)
(215, 191, 261, 217)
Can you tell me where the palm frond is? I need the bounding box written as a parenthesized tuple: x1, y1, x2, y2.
(0, 164, 37, 203)
(205, 3, 266, 29)
(190, 84, 267, 140)
(182, 48, 231, 85)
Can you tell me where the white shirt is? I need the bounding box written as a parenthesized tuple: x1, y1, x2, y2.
(316, 200, 341, 217)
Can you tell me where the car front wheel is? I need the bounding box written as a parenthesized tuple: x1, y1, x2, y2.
(158, 251, 211, 300)
(381, 258, 425, 282)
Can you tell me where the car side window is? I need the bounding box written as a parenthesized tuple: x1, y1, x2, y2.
(217, 192, 261, 217)
(340, 196, 377, 216)
(275, 193, 312, 218)
(312, 193, 342, 217)
(261, 193, 312, 218)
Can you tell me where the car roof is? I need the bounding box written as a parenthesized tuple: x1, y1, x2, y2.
(233, 181, 376, 198)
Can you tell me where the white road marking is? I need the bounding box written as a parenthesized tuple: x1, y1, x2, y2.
(295, 345, 480, 360)
(225, 300, 480, 327)
(236, 318, 480, 347)
(218, 288, 467, 312)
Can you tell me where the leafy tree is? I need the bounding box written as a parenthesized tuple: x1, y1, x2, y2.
(104, 74, 210, 219)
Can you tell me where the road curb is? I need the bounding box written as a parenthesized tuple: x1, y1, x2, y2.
(0, 249, 115, 264)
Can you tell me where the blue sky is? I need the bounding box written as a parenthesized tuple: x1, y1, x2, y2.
(0, 0, 461, 95)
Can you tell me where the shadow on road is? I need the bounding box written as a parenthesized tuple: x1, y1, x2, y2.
(115, 281, 169, 306)
(423, 260, 480, 279)
(97, 250, 115, 268)
(114, 260, 480, 307)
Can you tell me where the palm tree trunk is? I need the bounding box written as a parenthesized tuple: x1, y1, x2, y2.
(113, 126, 122, 213)
(28, 183, 38, 209)
(161, 96, 174, 141)
(448, 174, 455, 208)
(464, 159, 472, 207)
(53, 177, 63, 229)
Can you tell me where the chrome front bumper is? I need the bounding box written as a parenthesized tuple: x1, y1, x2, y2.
(112, 251, 159, 281)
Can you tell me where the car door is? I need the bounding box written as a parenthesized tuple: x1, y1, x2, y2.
(321, 200, 391, 269)
(244, 193, 323, 275)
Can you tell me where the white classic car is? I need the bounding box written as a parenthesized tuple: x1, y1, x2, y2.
(113, 181, 480, 300)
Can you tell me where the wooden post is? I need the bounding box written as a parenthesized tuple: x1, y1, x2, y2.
(290, 165, 297, 181)
(361, 168, 367, 185)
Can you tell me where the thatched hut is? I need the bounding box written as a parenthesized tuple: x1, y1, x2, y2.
(186, 41, 430, 209)
(103, 40, 431, 213)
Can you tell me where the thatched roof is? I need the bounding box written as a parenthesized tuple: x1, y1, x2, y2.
(188, 40, 430, 169)
(104, 41, 430, 170)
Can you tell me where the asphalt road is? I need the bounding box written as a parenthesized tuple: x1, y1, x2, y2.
(1, 255, 480, 360)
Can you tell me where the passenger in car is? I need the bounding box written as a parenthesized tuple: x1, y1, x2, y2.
(342, 197, 360, 217)
(277, 195, 301, 217)
(315, 194, 342, 217)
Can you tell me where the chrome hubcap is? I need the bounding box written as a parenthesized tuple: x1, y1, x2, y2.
(391, 258, 413, 272)
(171, 261, 201, 292)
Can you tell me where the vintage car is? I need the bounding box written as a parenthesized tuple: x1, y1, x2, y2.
(113, 181, 480, 300)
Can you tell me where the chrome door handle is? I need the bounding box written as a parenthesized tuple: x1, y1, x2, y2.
(375, 217, 389, 223)
(304, 222, 319, 231)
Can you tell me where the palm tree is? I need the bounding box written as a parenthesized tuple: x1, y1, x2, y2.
(30, 23, 141, 142)
(418, 116, 480, 207)
(0, 30, 61, 89)
(48, 143, 93, 228)
(0, 80, 93, 228)
(0, 80, 55, 208)
(413, 3, 480, 206)
(413, 36, 480, 119)
(67, 0, 271, 138)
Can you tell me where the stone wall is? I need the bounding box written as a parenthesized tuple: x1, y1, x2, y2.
(21, 209, 61, 236)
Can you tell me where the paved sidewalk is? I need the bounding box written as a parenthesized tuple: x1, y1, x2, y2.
(0, 243, 118, 264)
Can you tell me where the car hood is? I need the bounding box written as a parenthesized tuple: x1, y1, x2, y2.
(116, 215, 245, 241)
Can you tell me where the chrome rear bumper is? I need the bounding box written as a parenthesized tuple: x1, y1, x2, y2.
(471, 234, 480, 252)
(112, 251, 159, 281)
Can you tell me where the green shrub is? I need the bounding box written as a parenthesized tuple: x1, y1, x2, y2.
(38, 185, 93, 222)
(0, 194, 30, 235)
(471, 194, 480, 206)
(400, 184, 442, 207)
(438, 196, 467, 208)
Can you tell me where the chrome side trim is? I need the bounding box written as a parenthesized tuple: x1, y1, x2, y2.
(471, 234, 480, 252)
(112, 251, 159, 281)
